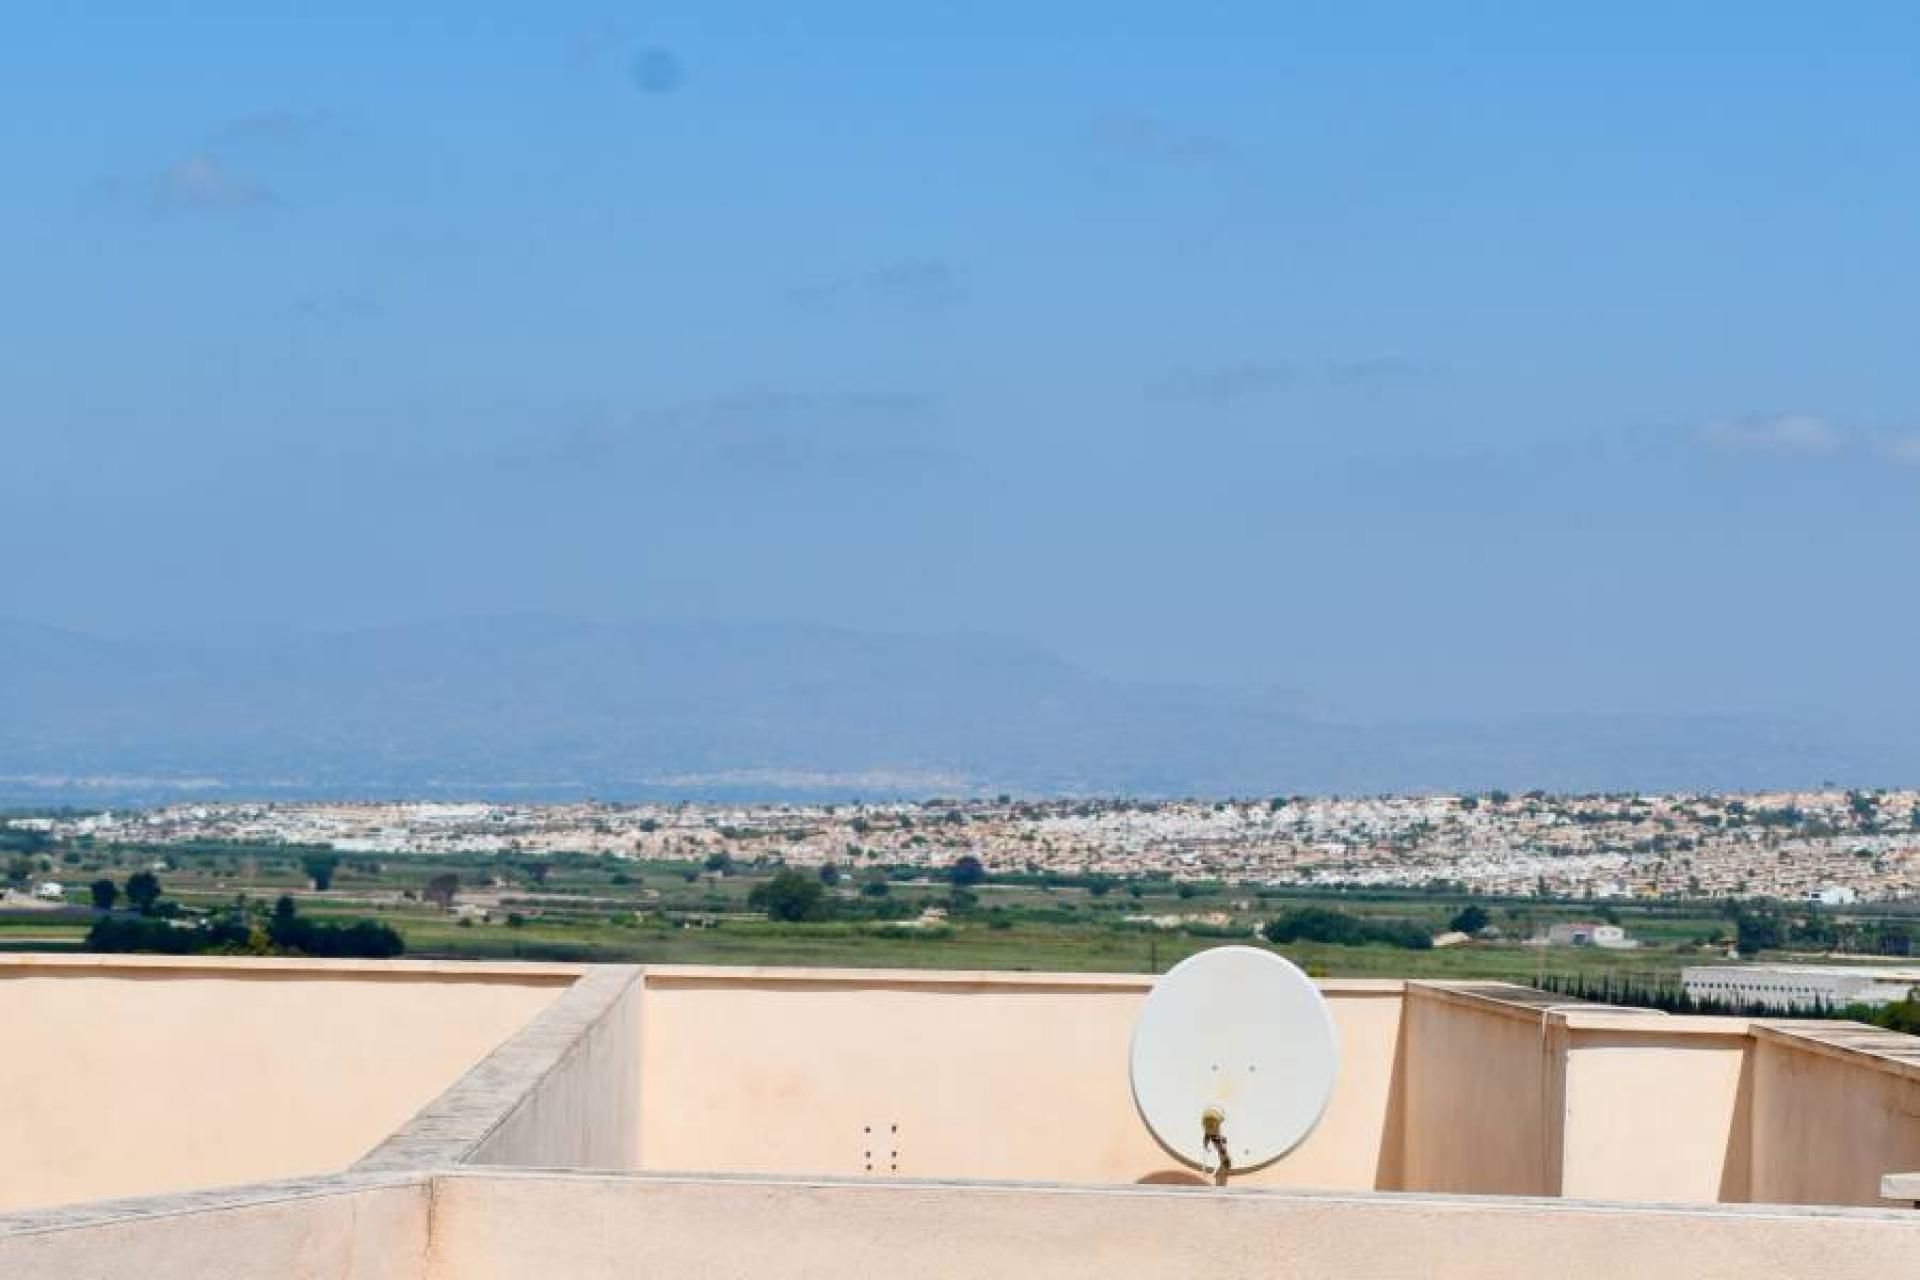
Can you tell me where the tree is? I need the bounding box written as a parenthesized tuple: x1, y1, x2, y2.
(748, 869, 828, 923)
(423, 873, 460, 909)
(89, 878, 119, 911)
(268, 894, 300, 946)
(948, 854, 986, 887)
(302, 852, 341, 891)
(124, 871, 162, 915)
(1449, 904, 1491, 935)
(262, 895, 404, 959)
(704, 851, 735, 874)
(1735, 909, 1782, 956)
(818, 862, 843, 886)
(523, 860, 551, 886)
(1263, 906, 1432, 951)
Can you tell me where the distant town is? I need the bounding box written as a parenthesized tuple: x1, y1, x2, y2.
(16, 788, 1920, 902)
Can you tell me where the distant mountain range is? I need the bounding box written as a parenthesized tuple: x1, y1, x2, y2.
(1, 614, 1913, 804)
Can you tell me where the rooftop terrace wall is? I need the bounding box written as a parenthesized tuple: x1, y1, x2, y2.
(9, 957, 1920, 1276)
(1751, 1022, 1920, 1206)
(629, 967, 1405, 1188)
(0, 956, 572, 1211)
(425, 1170, 1920, 1280)
(8, 956, 1920, 1224)
(7, 1170, 1920, 1280)
(1399, 984, 1755, 1202)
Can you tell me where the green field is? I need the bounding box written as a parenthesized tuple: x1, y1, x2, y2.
(2, 834, 1773, 982)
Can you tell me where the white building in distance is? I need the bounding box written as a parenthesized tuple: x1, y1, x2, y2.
(1683, 964, 1920, 1012)
(1546, 921, 1634, 948)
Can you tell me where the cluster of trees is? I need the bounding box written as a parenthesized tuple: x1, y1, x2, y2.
(261, 895, 404, 957)
(748, 869, 831, 922)
(85, 890, 403, 958)
(1729, 902, 1912, 958)
(87, 871, 163, 913)
(1448, 904, 1492, 934)
(1261, 906, 1433, 950)
(2, 826, 53, 891)
(745, 859, 990, 925)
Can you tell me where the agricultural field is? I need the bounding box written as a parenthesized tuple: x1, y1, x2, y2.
(3, 828, 1866, 982)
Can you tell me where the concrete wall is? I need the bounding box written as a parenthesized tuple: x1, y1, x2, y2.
(0, 958, 568, 1211)
(0, 1178, 426, 1280)
(469, 969, 643, 1171)
(13, 954, 1920, 1227)
(1557, 1017, 1752, 1203)
(1399, 985, 1558, 1195)
(1401, 988, 1759, 1204)
(632, 967, 1404, 1189)
(12, 1168, 1920, 1280)
(426, 1170, 1920, 1280)
(1749, 1024, 1920, 1206)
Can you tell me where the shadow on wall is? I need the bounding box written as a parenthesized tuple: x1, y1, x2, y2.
(1375, 1006, 1409, 1190)
(1721, 1045, 1754, 1203)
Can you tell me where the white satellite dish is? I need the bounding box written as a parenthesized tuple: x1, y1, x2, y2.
(1129, 946, 1339, 1174)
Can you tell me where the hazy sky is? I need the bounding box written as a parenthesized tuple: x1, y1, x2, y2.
(7, 3, 1920, 719)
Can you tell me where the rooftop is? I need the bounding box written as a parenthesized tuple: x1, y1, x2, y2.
(3, 954, 1919, 1277)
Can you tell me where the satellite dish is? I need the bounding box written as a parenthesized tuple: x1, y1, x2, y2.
(1129, 946, 1339, 1174)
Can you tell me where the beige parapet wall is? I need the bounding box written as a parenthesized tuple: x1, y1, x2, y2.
(1555, 1011, 1753, 1203)
(1399, 984, 1756, 1201)
(0, 956, 574, 1212)
(1749, 1022, 1920, 1206)
(630, 967, 1405, 1188)
(1395, 983, 1920, 1206)
(623, 967, 1920, 1204)
(7, 955, 1920, 1227)
(6, 1170, 1920, 1280)
(0, 1174, 428, 1280)
(1399, 982, 1559, 1195)
(357, 966, 644, 1174)
(10, 958, 1920, 1278)
(425, 1170, 1920, 1280)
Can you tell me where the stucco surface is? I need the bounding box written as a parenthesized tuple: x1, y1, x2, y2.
(467, 969, 642, 1171)
(632, 969, 1403, 1188)
(1558, 1023, 1752, 1203)
(426, 1170, 1920, 1280)
(1750, 1025, 1920, 1206)
(9, 951, 1920, 1251)
(1400, 986, 1555, 1195)
(0, 964, 565, 1210)
(0, 1178, 426, 1280)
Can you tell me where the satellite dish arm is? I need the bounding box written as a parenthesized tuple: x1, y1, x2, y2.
(1201, 1107, 1232, 1183)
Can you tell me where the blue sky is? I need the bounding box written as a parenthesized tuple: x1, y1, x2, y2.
(6, 2, 1920, 719)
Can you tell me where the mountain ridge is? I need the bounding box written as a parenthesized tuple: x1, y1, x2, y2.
(0, 614, 1910, 803)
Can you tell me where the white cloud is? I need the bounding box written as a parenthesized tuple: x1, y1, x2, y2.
(1699, 414, 1842, 456)
(1880, 436, 1920, 468)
